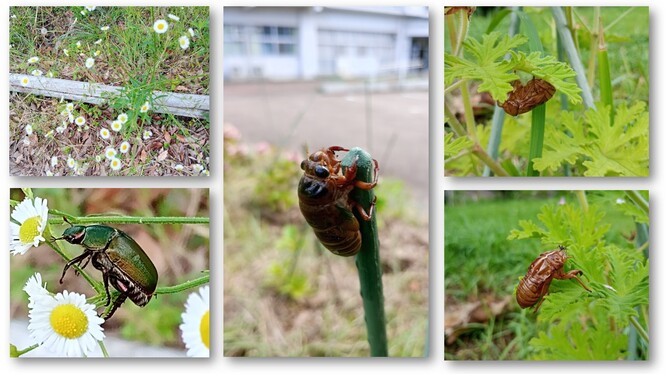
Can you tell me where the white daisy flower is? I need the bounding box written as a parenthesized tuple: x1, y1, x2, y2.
(142, 130, 153, 140)
(45, 170, 54, 176)
(23, 273, 51, 308)
(21, 76, 30, 86)
(111, 120, 122, 132)
(51, 156, 58, 167)
(66, 103, 74, 112)
(85, 6, 96, 11)
(188, 28, 195, 37)
(85, 57, 95, 69)
(63, 49, 69, 57)
(67, 157, 76, 169)
(75, 116, 86, 127)
(47, 71, 54, 78)
(192, 164, 204, 173)
(9, 196, 49, 255)
(179, 285, 210, 357)
(174, 164, 184, 171)
(168, 14, 180, 21)
(202, 170, 209, 176)
(45, 130, 54, 138)
(153, 19, 168, 34)
(31, 69, 43, 77)
(109, 157, 121, 171)
(76, 41, 82, 48)
(56, 125, 66, 134)
(94, 50, 101, 57)
(27, 56, 40, 64)
(94, 39, 102, 45)
(26, 124, 33, 136)
(105, 147, 117, 160)
(120, 141, 130, 154)
(27, 289, 105, 357)
(100, 26, 109, 31)
(68, 112, 75, 123)
(140, 101, 151, 113)
(179, 35, 190, 50)
(80, 10, 86, 16)
(99, 128, 111, 140)
(95, 155, 102, 163)
(117, 113, 128, 124)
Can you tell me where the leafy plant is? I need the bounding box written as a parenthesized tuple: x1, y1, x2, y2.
(507, 191, 649, 359)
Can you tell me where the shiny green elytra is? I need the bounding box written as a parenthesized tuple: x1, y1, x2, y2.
(56, 224, 158, 320)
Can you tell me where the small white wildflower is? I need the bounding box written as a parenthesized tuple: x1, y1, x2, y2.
(95, 155, 102, 162)
(56, 125, 66, 134)
(20, 76, 30, 86)
(47, 71, 54, 78)
(100, 26, 109, 31)
(100, 128, 111, 140)
(63, 49, 69, 57)
(117, 113, 128, 124)
(51, 156, 58, 167)
(140, 101, 151, 113)
(27, 56, 39, 64)
(202, 170, 209, 176)
(45, 130, 54, 138)
(41, 27, 48, 35)
(94, 39, 102, 45)
(168, 14, 180, 21)
(111, 120, 122, 132)
(179, 35, 190, 50)
(174, 164, 184, 171)
(192, 164, 204, 173)
(26, 124, 33, 136)
(105, 147, 117, 160)
(66, 103, 74, 112)
(80, 10, 86, 16)
(153, 19, 168, 34)
(85, 57, 95, 69)
(68, 112, 75, 124)
(143, 130, 153, 140)
(188, 28, 195, 37)
(75, 116, 86, 127)
(120, 141, 130, 154)
(67, 157, 76, 169)
(76, 41, 82, 48)
(85, 6, 96, 11)
(94, 50, 101, 57)
(46, 170, 54, 176)
(31, 69, 43, 77)
(109, 157, 122, 171)
(23, 138, 31, 145)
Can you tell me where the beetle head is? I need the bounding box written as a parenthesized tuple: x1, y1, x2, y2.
(54, 226, 86, 244)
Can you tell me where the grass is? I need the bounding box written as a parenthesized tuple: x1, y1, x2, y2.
(223, 130, 428, 357)
(9, 188, 210, 350)
(444, 191, 642, 359)
(9, 6, 209, 176)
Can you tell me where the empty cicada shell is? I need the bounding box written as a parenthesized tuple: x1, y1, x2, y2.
(499, 78, 556, 116)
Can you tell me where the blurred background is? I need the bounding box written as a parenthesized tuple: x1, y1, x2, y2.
(9, 188, 209, 357)
(444, 190, 648, 360)
(224, 6, 429, 357)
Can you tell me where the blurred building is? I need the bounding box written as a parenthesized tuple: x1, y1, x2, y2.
(224, 6, 429, 81)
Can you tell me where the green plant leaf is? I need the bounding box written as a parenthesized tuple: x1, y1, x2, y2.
(511, 51, 582, 104)
(444, 132, 474, 158)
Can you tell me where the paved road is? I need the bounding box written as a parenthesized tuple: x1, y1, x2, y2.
(224, 80, 430, 211)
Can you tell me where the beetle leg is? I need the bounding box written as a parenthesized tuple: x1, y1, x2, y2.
(74, 256, 92, 277)
(103, 293, 127, 320)
(350, 196, 377, 221)
(60, 250, 92, 284)
(102, 270, 112, 306)
(328, 146, 350, 153)
(532, 296, 546, 313)
(555, 269, 592, 292)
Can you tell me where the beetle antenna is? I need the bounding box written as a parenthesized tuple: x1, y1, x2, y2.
(63, 216, 74, 227)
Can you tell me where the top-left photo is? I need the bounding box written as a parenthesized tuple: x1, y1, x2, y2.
(9, 6, 210, 176)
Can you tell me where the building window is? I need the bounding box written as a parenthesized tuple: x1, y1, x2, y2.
(317, 30, 396, 75)
(225, 25, 297, 56)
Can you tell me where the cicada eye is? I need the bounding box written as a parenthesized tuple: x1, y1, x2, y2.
(300, 160, 306, 170)
(314, 165, 330, 178)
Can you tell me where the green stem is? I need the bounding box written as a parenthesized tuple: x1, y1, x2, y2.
(99, 341, 109, 358)
(526, 104, 546, 176)
(460, 82, 477, 140)
(155, 272, 210, 294)
(626, 190, 649, 216)
(472, 144, 510, 176)
(48, 212, 209, 225)
(444, 99, 467, 136)
(629, 315, 649, 344)
(574, 190, 589, 213)
(13, 344, 39, 357)
(341, 148, 388, 357)
(597, 22, 614, 124)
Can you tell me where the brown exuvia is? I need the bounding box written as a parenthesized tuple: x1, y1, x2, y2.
(298, 146, 379, 257)
(500, 78, 556, 116)
(516, 245, 592, 312)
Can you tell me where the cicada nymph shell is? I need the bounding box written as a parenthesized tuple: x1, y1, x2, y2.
(499, 78, 556, 116)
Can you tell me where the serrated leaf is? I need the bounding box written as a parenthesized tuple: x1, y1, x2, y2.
(511, 51, 582, 104)
(444, 132, 474, 158)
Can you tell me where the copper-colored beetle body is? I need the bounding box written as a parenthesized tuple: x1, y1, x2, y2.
(500, 78, 556, 116)
(298, 146, 379, 257)
(516, 246, 592, 312)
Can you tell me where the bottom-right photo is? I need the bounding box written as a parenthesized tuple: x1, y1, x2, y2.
(444, 190, 649, 360)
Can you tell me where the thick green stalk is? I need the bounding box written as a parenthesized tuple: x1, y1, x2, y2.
(155, 272, 210, 294)
(472, 144, 510, 176)
(460, 82, 477, 140)
(48, 212, 209, 225)
(526, 102, 546, 176)
(597, 22, 614, 124)
(341, 148, 387, 357)
(626, 190, 649, 216)
(574, 190, 589, 213)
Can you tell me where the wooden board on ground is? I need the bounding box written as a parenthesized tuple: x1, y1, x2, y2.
(10, 73, 209, 119)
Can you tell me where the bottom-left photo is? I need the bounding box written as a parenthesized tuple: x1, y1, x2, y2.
(9, 188, 210, 358)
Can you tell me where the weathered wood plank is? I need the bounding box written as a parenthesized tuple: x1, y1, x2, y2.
(9, 73, 209, 119)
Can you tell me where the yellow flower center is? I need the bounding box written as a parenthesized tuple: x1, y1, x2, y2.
(158, 24, 165, 30)
(200, 310, 210, 349)
(50, 304, 88, 339)
(19, 216, 42, 244)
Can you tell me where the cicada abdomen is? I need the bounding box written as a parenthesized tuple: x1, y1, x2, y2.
(500, 78, 556, 116)
(298, 146, 379, 257)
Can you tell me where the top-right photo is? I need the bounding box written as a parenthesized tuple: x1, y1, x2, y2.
(444, 7, 649, 177)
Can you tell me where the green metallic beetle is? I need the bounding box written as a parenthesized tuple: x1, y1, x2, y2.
(54, 224, 158, 320)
